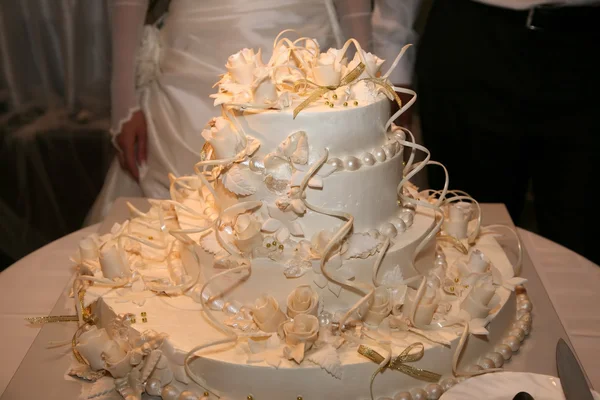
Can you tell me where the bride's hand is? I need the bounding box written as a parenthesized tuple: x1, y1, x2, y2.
(116, 110, 148, 181)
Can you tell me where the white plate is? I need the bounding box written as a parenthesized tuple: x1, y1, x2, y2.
(440, 372, 600, 400)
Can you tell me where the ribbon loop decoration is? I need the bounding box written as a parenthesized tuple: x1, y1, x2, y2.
(358, 343, 442, 383)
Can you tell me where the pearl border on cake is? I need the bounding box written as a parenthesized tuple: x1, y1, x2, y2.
(326, 133, 405, 173)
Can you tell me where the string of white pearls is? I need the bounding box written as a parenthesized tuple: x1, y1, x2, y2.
(160, 385, 208, 400)
(325, 140, 403, 172)
(482, 286, 532, 370)
(377, 209, 416, 239)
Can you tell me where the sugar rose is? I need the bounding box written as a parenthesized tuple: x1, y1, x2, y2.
(311, 48, 346, 87)
(286, 285, 319, 318)
(283, 314, 319, 346)
(347, 49, 384, 80)
(252, 294, 287, 333)
(281, 314, 319, 363)
(233, 213, 263, 255)
(227, 48, 263, 85)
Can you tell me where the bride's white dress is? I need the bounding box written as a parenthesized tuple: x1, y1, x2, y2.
(86, 0, 342, 224)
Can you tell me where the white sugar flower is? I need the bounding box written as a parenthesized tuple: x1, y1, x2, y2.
(347, 49, 384, 80)
(310, 48, 347, 87)
(226, 48, 264, 85)
(261, 205, 304, 243)
(201, 117, 244, 159)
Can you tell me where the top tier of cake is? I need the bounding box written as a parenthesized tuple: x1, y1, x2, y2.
(195, 36, 408, 240)
(208, 36, 399, 157)
(232, 96, 391, 161)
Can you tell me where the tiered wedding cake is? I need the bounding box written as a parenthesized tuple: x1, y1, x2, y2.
(69, 32, 532, 400)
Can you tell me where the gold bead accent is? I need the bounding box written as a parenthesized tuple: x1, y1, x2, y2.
(266, 243, 271, 248)
(324, 101, 330, 105)
(148, 236, 153, 240)
(297, 397, 303, 400)
(141, 312, 147, 317)
(142, 317, 148, 323)
(272, 241, 277, 246)
(204, 392, 209, 397)
(343, 102, 348, 107)
(329, 103, 334, 108)
(464, 285, 470, 289)
(247, 396, 254, 400)
(278, 244, 284, 250)
(353, 100, 358, 106)
(454, 278, 459, 283)
(449, 286, 455, 292)
(131, 318, 136, 323)
(332, 94, 338, 99)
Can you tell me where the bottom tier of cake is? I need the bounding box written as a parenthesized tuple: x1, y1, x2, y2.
(87, 230, 530, 400)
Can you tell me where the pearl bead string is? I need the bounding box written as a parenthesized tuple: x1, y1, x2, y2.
(326, 132, 405, 173)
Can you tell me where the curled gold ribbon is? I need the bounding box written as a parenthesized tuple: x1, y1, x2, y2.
(358, 342, 441, 398)
(292, 62, 366, 119)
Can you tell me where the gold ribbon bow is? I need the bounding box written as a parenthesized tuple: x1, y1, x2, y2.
(293, 62, 366, 119)
(358, 343, 441, 399)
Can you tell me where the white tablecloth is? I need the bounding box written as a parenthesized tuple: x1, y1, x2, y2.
(1, 200, 598, 398)
(0, 224, 98, 395)
(517, 228, 600, 389)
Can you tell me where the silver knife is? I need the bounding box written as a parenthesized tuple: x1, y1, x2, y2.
(556, 338, 594, 400)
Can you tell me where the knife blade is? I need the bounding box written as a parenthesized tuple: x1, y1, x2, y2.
(556, 338, 594, 400)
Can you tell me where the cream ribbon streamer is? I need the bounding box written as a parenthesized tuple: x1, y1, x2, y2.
(480, 224, 523, 276)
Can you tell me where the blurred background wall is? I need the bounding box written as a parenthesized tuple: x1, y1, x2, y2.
(0, 0, 115, 269)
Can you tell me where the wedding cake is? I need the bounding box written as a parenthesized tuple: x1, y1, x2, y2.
(68, 32, 532, 400)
